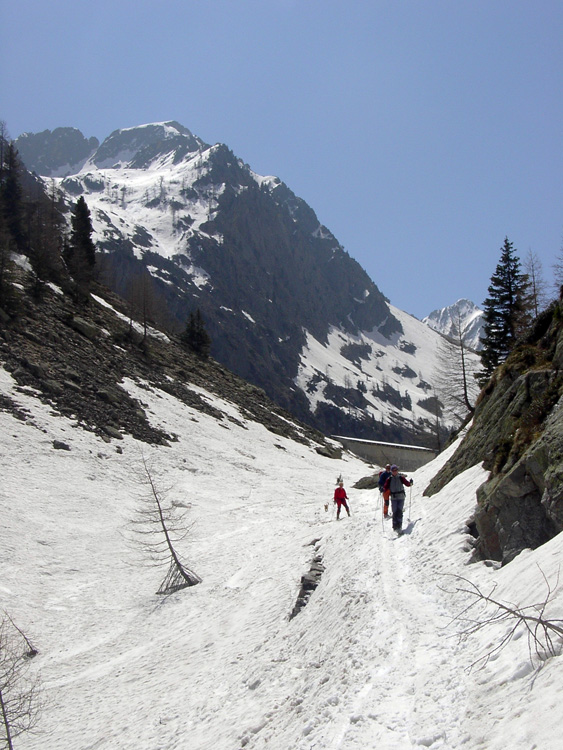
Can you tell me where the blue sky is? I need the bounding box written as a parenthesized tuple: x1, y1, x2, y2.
(2, 0, 562, 318)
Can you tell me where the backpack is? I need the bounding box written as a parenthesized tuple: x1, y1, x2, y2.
(388, 474, 406, 498)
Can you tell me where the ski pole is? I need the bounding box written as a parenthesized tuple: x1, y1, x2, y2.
(408, 483, 413, 520)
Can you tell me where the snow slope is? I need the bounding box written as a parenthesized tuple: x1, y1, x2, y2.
(1, 362, 562, 749)
(296, 304, 481, 429)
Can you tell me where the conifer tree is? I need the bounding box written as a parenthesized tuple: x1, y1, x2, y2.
(129, 456, 201, 595)
(65, 196, 96, 283)
(25, 180, 66, 291)
(0, 143, 24, 252)
(0, 122, 8, 181)
(181, 308, 211, 357)
(0, 131, 67, 296)
(478, 237, 532, 385)
(0, 213, 16, 311)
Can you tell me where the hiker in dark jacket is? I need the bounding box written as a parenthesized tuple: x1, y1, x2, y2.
(383, 465, 413, 533)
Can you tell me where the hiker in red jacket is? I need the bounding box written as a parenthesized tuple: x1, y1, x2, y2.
(378, 464, 392, 517)
(334, 480, 351, 520)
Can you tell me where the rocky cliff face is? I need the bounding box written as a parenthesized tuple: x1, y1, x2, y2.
(424, 303, 563, 564)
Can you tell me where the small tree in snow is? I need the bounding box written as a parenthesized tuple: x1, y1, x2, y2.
(130, 456, 201, 595)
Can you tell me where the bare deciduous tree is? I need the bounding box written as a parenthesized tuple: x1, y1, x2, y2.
(130, 456, 201, 595)
(552, 240, 563, 298)
(524, 249, 549, 317)
(125, 265, 158, 343)
(433, 311, 479, 425)
(0, 615, 41, 749)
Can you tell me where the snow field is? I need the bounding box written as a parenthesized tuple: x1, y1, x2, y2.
(1, 364, 563, 749)
(296, 304, 482, 434)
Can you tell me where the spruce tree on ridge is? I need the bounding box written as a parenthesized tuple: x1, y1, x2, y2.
(65, 196, 96, 285)
(478, 237, 532, 385)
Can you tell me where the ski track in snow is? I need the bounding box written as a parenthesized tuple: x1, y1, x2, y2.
(242, 496, 475, 750)
(2, 364, 563, 750)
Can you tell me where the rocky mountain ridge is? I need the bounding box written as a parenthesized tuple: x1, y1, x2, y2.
(15, 126, 100, 177)
(14, 122, 478, 446)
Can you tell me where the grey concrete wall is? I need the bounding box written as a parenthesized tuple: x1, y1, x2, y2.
(333, 436, 437, 473)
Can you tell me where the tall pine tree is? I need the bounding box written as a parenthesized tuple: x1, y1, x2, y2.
(65, 196, 96, 283)
(478, 237, 531, 385)
(0, 143, 25, 251)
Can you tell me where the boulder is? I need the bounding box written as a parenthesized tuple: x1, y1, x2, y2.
(68, 316, 98, 341)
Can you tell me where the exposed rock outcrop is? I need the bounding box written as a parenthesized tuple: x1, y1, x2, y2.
(424, 304, 563, 564)
(0, 263, 333, 454)
(289, 543, 325, 620)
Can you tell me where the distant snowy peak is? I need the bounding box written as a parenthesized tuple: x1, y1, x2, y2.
(423, 298, 484, 351)
(15, 122, 210, 177)
(89, 121, 209, 171)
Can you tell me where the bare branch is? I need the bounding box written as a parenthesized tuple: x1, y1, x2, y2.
(441, 568, 563, 672)
(432, 310, 479, 425)
(2, 614, 38, 659)
(0, 616, 42, 748)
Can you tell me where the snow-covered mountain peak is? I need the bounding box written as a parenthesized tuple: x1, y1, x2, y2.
(423, 298, 484, 351)
(87, 120, 209, 172)
(15, 121, 480, 442)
